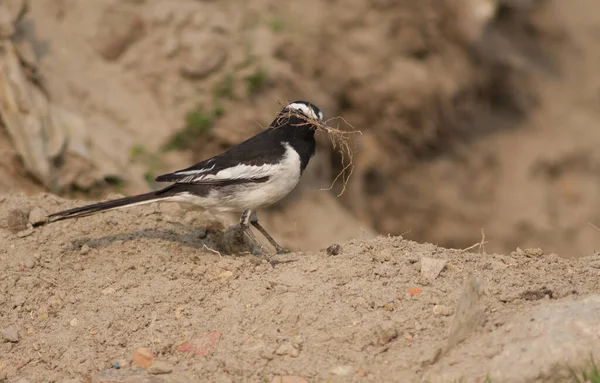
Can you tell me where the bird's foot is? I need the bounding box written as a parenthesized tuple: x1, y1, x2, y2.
(275, 247, 291, 255)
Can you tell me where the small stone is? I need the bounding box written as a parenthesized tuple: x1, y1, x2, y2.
(7, 209, 29, 233)
(132, 347, 154, 368)
(2, 326, 19, 343)
(275, 342, 299, 357)
(420, 257, 447, 282)
(80, 245, 91, 255)
(28, 207, 47, 226)
(216, 271, 233, 279)
(270, 376, 308, 383)
(177, 331, 222, 356)
(330, 365, 354, 376)
(326, 243, 341, 256)
(523, 247, 544, 257)
(70, 318, 79, 327)
(101, 287, 116, 295)
(433, 304, 454, 316)
(20, 255, 36, 269)
(358, 368, 367, 377)
(260, 350, 275, 360)
(147, 361, 173, 375)
(372, 322, 398, 346)
(447, 275, 483, 349)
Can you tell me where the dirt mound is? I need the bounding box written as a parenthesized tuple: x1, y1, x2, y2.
(1, 193, 600, 382)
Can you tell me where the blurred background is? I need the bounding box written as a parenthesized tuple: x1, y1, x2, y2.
(1, 0, 599, 256)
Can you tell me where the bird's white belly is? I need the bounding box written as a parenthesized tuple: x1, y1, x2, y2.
(165, 143, 303, 212)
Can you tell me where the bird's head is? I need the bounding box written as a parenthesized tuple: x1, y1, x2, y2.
(277, 101, 329, 133)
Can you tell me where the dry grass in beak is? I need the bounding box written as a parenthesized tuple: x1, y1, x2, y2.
(276, 100, 362, 196)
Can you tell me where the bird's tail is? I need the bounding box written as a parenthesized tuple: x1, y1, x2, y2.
(46, 191, 166, 224)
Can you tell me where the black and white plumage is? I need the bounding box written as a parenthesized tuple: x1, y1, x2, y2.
(46, 101, 328, 255)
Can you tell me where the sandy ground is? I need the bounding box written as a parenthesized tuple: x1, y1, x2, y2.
(1, 194, 600, 383)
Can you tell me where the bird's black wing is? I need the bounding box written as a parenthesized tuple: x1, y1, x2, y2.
(155, 128, 286, 184)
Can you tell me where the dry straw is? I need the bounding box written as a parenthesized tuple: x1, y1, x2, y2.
(276, 100, 362, 196)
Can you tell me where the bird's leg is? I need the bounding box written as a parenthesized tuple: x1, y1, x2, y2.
(250, 212, 290, 254)
(239, 209, 265, 257)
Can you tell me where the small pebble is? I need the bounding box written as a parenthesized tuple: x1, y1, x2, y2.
(101, 287, 116, 295)
(7, 209, 28, 233)
(28, 207, 47, 226)
(1, 326, 19, 343)
(80, 245, 91, 255)
(432, 304, 454, 316)
(420, 257, 447, 282)
(21, 255, 36, 269)
(275, 342, 299, 358)
(133, 347, 154, 368)
(70, 318, 79, 327)
(147, 361, 173, 375)
(330, 365, 353, 376)
(326, 243, 341, 256)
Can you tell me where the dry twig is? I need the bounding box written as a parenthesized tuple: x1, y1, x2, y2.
(276, 100, 362, 196)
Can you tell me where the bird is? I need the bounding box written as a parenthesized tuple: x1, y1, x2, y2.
(46, 100, 328, 255)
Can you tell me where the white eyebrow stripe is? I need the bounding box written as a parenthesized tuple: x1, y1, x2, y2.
(287, 103, 318, 120)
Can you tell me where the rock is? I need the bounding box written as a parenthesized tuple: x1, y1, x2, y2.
(20, 255, 36, 269)
(270, 376, 308, 383)
(216, 271, 233, 279)
(512, 247, 544, 258)
(447, 275, 483, 349)
(70, 318, 79, 327)
(80, 245, 91, 255)
(179, 37, 228, 79)
(147, 361, 173, 375)
(7, 209, 29, 233)
(28, 207, 47, 226)
(330, 365, 354, 376)
(1, 326, 19, 343)
(433, 304, 454, 316)
(420, 257, 447, 282)
(93, 5, 145, 60)
(132, 347, 153, 368)
(101, 287, 116, 295)
(275, 341, 299, 358)
(176, 331, 222, 356)
(430, 295, 600, 382)
(371, 322, 398, 346)
(326, 243, 341, 256)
